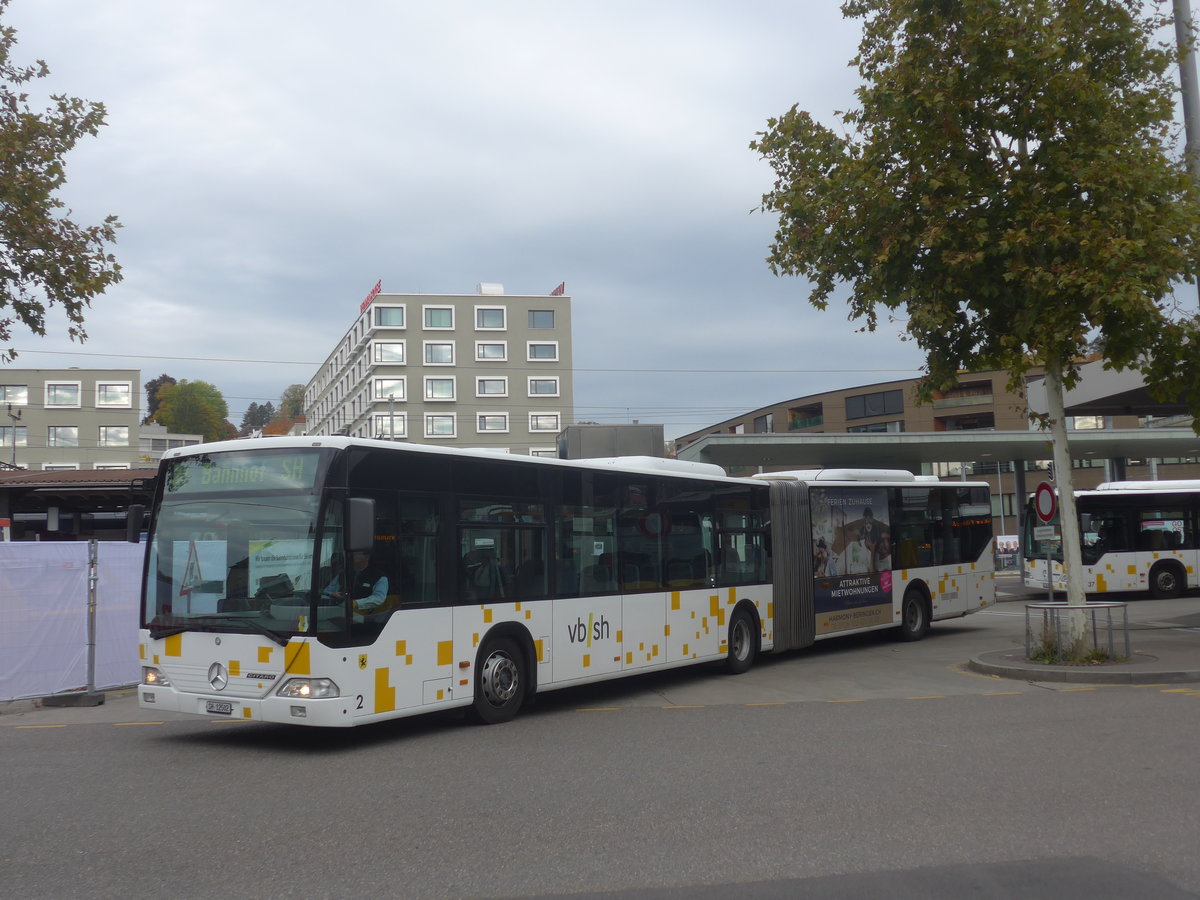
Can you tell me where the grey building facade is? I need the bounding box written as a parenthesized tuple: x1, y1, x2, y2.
(0, 368, 143, 471)
(304, 283, 574, 456)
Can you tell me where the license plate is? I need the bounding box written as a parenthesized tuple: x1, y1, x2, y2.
(205, 700, 234, 715)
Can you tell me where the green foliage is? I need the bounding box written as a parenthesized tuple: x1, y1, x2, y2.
(239, 400, 275, 434)
(752, 0, 1200, 428)
(142, 373, 175, 425)
(278, 384, 305, 419)
(0, 0, 121, 360)
(151, 379, 230, 443)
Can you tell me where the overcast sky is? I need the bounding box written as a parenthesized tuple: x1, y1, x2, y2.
(4, 1, 931, 439)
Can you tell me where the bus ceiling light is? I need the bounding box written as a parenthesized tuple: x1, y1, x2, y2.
(278, 678, 339, 700)
(143, 666, 170, 687)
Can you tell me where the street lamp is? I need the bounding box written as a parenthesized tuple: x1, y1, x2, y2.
(6, 403, 20, 468)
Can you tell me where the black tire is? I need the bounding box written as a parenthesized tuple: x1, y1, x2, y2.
(725, 607, 758, 674)
(897, 588, 930, 642)
(1149, 564, 1184, 600)
(470, 636, 526, 725)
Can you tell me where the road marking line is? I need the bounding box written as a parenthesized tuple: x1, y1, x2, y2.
(576, 707, 620, 712)
(662, 705, 704, 709)
(15, 724, 67, 729)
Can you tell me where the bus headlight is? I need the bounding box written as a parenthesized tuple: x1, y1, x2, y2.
(278, 678, 340, 699)
(143, 666, 170, 687)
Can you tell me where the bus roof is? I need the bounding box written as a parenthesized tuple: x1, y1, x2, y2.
(751, 468, 972, 485)
(1091, 480, 1200, 493)
(158, 436, 748, 483)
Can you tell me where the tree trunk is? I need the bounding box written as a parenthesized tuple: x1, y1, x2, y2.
(1044, 359, 1088, 650)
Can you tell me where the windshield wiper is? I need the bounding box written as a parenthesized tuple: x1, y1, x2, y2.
(148, 614, 290, 646)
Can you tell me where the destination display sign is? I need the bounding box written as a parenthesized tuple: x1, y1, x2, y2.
(165, 451, 321, 495)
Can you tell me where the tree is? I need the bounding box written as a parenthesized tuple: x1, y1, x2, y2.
(142, 373, 175, 425)
(278, 384, 305, 419)
(0, 1, 121, 360)
(151, 379, 230, 443)
(752, 0, 1200, 647)
(238, 400, 274, 435)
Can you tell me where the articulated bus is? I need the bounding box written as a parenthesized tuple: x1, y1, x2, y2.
(1023, 480, 1200, 599)
(135, 438, 995, 726)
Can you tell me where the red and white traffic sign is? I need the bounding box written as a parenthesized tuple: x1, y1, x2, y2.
(1034, 482, 1056, 523)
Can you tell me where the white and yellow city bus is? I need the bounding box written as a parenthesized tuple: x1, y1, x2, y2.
(1023, 480, 1200, 598)
(134, 438, 994, 726)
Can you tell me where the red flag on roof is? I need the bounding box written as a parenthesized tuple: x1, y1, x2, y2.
(550, 282, 565, 296)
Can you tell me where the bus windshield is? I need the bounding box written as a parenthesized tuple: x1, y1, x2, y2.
(143, 449, 333, 642)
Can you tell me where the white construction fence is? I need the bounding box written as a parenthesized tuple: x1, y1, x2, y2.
(0, 541, 143, 702)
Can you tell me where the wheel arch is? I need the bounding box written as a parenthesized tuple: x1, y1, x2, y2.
(899, 578, 932, 618)
(731, 598, 762, 651)
(476, 621, 539, 698)
(1149, 559, 1187, 599)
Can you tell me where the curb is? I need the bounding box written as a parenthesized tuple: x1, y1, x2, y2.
(968, 650, 1200, 685)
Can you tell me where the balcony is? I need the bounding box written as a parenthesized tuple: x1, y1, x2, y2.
(932, 393, 993, 410)
(788, 415, 824, 430)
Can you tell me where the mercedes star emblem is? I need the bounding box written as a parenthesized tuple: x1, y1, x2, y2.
(208, 662, 229, 692)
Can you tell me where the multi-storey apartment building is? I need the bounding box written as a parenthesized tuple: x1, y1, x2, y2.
(0, 368, 143, 471)
(304, 283, 573, 456)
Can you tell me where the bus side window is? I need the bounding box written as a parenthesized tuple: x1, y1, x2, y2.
(398, 496, 439, 606)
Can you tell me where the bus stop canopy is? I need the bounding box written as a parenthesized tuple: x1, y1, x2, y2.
(674, 429, 1200, 472)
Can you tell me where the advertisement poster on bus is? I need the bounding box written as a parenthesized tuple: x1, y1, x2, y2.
(810, 486, 893, 634)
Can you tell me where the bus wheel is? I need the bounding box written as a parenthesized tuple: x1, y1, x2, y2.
(1149, 564, 1184, 600)
(725, 607, 758, 674)
(897, 588, 930, 642)
(471, 636, 526, 725)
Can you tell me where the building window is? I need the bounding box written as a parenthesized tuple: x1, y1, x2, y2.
(424, 342, 455, 365)
(46, 382, 81, 408)
(43, 463, 79, 471)
(528, 310, 554, 329)
(752, 413, 773, 433)
(374, 306, 405, 328)
(373, 378, 406, 401)
(0, 426, 27, 447)
(48, 425, 79, 447)
(96, 382, 132, 408)
(372, 414, 406, 439)
(424, 414, 456, 438)
(0, 385, 28, 405)
(475, 341, 507, 362)
(527, 341, 559, 362)
(528, 377, 559, 397)
(477, 413, 510, 433)
(99, 425, 130, 447)
(372, 341, 406, 364)
(529, 412, 560, 432)
(845, 389, 903, 420)
(529, 447, 558, 458)
(475, 307, 506, 330)
(476, 377, 508, 397)
(1069, 415, 1107, 430)
(424, 376, 456, 401)
(423, 306, 453, 329)
(95, 463, 131, 470)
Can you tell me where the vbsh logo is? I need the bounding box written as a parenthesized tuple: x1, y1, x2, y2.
(567, 613, 610, 646)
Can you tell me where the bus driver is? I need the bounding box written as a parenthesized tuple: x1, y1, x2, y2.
(321, 549, 388, 619)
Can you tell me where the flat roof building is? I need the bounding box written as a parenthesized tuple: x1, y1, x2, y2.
(304, 282, 573, 456)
